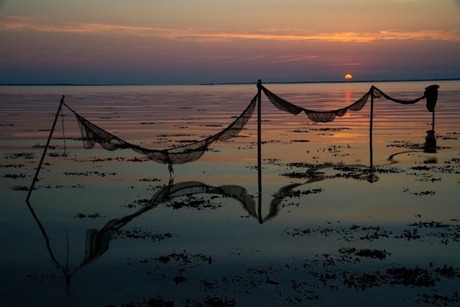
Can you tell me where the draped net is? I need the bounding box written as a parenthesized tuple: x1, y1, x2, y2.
(262, 85, 426, 122)
(371, 86, 425, 104)
(71, 94, 257, 166)
(70, 83, 432, 166)
(262, 86, 370, 123)
(262, 87, 304, 115)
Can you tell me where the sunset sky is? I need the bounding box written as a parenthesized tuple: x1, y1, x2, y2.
(1, 0, 459, 84)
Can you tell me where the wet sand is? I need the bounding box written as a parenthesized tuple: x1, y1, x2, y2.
(0, 81, 459, 306)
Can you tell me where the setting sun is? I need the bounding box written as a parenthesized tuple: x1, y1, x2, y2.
(344, 73, 353, 80)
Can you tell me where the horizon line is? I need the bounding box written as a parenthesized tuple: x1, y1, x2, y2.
(0, 77, 458, 87)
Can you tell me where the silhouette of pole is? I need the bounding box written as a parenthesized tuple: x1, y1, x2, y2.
(257, 79, 263, 224)
(26, 95, 66, 202)
(432, 109, 435, 131)
(369, 88, 374, 171)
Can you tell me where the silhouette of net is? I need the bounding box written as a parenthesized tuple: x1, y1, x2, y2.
(262, 86, 370, 123)
(372, 86, 425, 104)
(69, 84, 431, 166)
(76, 114, 131, 151)
(262, 85, 428, 123)
(70, 94, 257, 165)
(304, 107, 347, 123)
(262, 87, 304, 115)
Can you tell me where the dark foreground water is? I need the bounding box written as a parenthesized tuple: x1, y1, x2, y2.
(0, 81, 459, 306)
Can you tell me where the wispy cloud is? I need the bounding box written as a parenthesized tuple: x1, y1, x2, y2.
(2, 16, 459, 43)
(328, 62, 364, 67)
(270, 55, 323, 63)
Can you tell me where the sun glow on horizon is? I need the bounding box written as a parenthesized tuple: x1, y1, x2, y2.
(345, 73, 353, 80)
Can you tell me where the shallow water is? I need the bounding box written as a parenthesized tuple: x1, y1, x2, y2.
(1, 81, 459, 306)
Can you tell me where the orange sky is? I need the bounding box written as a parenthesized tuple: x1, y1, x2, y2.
(0, 0, 459, 84)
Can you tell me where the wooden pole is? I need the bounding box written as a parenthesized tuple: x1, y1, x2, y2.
(369, 88, 374, 171)
(432, 109, 435, 131)
(257, 80, 263, 224)
(26, 95, 66, 202)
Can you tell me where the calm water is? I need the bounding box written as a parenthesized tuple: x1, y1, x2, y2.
(1, 81, 459, 306)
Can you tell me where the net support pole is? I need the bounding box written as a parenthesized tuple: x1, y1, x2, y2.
(369, 88, 374, 171)
(257, 79, 263, 224)
(26, 95, 66, 202)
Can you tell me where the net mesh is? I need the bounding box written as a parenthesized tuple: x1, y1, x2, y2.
(76, 113, 131, 151)
(70, 83, 433, 167)
(372, 86, 425, 104)
(262, 87, 304, 115)
(262, 85, 371, 123)
(303, 107, 348, 123)
(71, 94, 257, 166)
(262, 85, 427, 123)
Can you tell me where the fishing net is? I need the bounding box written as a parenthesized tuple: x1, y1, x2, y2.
(68, 83, 435, 171)
(424, 85, 439, 112)
(211, 94, 257, 141)
(75, 113, 131, 151)
(303, 107, 348, 123)
(262, 85, 429, 123)
(348, 91, 371, 111)
(262, 87, 304, 115)
(262, 85, 371, 123)
(69, 94, 257, 166)
(371, 86, 425, 104)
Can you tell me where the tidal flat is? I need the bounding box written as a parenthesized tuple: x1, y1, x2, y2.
(1, 81, 459, 306)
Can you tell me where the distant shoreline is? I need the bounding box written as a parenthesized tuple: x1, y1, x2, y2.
(0, 78, 458, 86)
